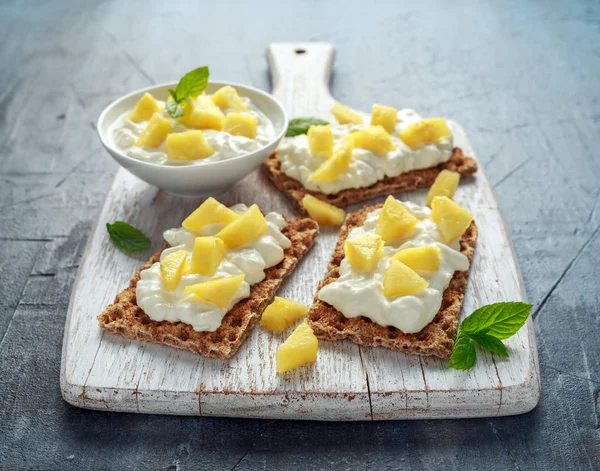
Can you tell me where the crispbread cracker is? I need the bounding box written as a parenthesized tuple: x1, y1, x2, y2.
(306, 205, 478, 358)
(98, 217, 319, 359)
(262, 147, 477, 215)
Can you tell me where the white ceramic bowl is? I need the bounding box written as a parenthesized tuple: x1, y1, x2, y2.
(97, 81, 287, 197)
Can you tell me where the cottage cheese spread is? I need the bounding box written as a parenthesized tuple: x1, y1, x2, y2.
(277, 110, 453, 194)
(136, 205, 291, 332)
(318, 202, 469, 333)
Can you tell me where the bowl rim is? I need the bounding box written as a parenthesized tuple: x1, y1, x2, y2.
(97, 80, 288, 171)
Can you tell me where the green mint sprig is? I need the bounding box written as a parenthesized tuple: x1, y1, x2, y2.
(106, 221, 151, 252)
(448, 302, 533, 370)
(286, 117, 329, 137)
(165, 66, 209, 119)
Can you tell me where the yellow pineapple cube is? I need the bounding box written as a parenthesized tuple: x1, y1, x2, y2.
(392, 246, 441, 271)
(184, 274, 245, 308)
(431, 196, 473, 244)
(400, 118, 452, 149)
(376, 196, 418, 242)
(191, 236, 226, 277)
(331, 102, 363, 124)
(301, 195, 346, 226)
(345, 234, 384, 272)
(383, 260, 429, 298)
(182, 197, 239, 235)
(212, 85, 248, 111)
(425, 170, 460, 206)
(223, 112, 258, 139)
(136, 112, 171, 148)
(128, 92, 161, 123)
(307, 124, 334, 159)
(310, 140, 354, 183)
(353, 125, 396, 155)
(276, 321, 318, 373)
(165, 130, 215, 161)
(216, 204, 267, 248)
(370, 104, 397, 133)
(160, 250, 188, 291)
(180, 95, 225, 131)
(260, 297, 309, 333)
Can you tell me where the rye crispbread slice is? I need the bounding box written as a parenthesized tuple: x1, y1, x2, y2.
(306, 205, 478, 359)
(262, 147, 477, 215)
(98, 217, 319, 359)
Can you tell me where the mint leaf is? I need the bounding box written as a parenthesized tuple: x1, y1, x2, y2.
(286, 117, 329, 137)
(106, 221, 151, 252)
(461, 302, 533, 340)
(175, 66, 209, 101)
(469, 332, 509, 358)
(165, 100, 184, 119)
(168, 89, 178, 102)
(448, 329, 477, 370)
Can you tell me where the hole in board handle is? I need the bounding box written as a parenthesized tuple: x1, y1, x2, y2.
(295, 49, 306, 54)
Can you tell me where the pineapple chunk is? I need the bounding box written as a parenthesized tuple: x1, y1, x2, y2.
(216, 204, 267, 248)
(260, 297, 309, 333)
(310, 140, 354, 182)
(182, 197, 239, 235)
(383, 260, 429, 298)
(370, 104, 397, 133)
(307, 124, 334, 159)
(301, 195, 346, 226)
(128, 92, 161, 123)
(392, 246, 441, 271)
(212, 85, 248, 111)
(400, 118, 451, 150)
(425, 170, 460, 206)
(431, 196, 473, 244)
(180, 95, 225, 131)
(276, 321, 318, 373)
(136, 112, 171, 148)
(376, 196, 418, 242)
(184, 274, 245, 308)
(345, 234, 384, 272)
(160, 250, 188, 291)
(165, 130, 215, 161)
(223, 112, 258, 139)
(191, 236, 226, 277)
(331, 102, 363, 124)
(353, 125, 396, 155)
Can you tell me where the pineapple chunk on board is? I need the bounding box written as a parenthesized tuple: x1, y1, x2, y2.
(276, 321, 318, 373)
(260, 297, 309, 333)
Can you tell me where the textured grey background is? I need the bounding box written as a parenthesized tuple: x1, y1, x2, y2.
(1, 0, 599, 470)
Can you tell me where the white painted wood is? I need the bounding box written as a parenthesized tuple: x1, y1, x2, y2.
(60, 42, 540, 419)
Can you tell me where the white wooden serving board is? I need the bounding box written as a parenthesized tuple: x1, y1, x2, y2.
(61, 43, 540, 420)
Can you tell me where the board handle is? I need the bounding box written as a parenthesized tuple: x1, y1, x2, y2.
(267, 42, 336, 117)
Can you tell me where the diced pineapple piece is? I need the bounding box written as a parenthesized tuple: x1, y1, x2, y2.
(128, 92, 161, 123)
(370, 104, 397, 133)
(276, 321, 318, 373)
(260, 297, 309, 333)
(345, 234, 384, 272)
(331, 102, 363, 125)
(184, 274, 245, 308)
(182, 197, 239, 235)
(136, 112, 171, 148)
(400, 118, 452, 150)
(307, 124, 333, 159)
(180, 95, 225, 131)
(160, 250, 188, 291)
(431, 196, 473, 244)
(165, 130, 215, 161)
(376, 196, 418, 242)
(191, 236, 226, 277)
(392, 246, 441, 271)
(212, 85, 248, 111)
(310, 140, 354, 182)
(223, 112, 258, 139)
(383, 260, 429, 298)
(301, 195, 346, 226)
(425, 170, 460, 206)
(216, 204, 267, 248)
(353, 125, 396, 155)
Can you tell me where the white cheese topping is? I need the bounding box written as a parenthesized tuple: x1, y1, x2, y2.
(277, 109, 452, 194)
(109, 96, 274, 166)
(318, 202, 469, 333)
(136, 205, 291, 332)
